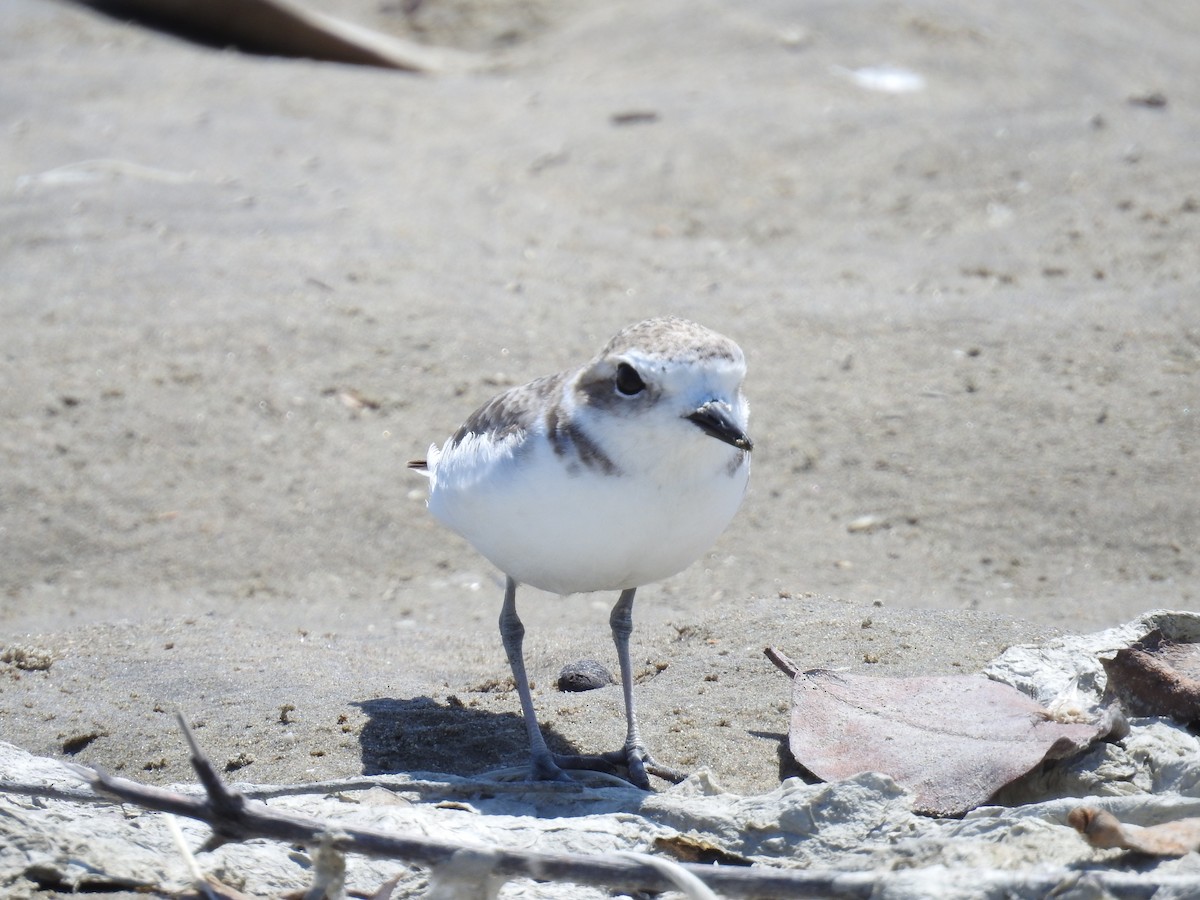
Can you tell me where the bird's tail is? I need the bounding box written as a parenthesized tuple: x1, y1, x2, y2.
(406, 443, 440, 477)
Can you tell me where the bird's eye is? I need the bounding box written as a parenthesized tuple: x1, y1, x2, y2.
(615, 362, 646, 396)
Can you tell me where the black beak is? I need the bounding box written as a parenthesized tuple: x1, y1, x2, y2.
(686, 401, 753, 451)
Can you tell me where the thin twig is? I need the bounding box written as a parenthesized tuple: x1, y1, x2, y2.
(765, 645, 801, 678)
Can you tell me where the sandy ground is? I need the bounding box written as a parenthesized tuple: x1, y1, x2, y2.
(1, 0, 1197, 798)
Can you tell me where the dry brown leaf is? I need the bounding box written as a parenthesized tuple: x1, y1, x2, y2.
(654, 834, 754, 867)
(769, 652, 1110, 816)
(1069, 806, 1200, 856)
(1102, 629, 1200, 724)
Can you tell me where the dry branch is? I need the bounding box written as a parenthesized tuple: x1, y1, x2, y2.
(57, 714, 855, 898)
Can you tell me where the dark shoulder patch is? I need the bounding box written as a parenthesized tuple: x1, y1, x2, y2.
(448, 373, 564, 449)
(545, 399, 620, 476)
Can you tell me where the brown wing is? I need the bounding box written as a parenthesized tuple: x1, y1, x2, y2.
(447, 372, 565, 448)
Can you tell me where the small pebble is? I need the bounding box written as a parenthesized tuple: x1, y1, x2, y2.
(847, 514, 887, 533)
(557, 659, 615, 692)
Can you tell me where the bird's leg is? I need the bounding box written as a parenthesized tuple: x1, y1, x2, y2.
(604, 588, 688, 788)
(498, 576, 567, 781)
(497, 579, 681, 787)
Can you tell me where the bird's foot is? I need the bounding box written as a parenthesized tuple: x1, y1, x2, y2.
(526, 750, 574, 783)
(524, 747, 686, 790)
(524, 748, 669, 788)
(565, 743, 687, 790)
(614, 744, 688, 789)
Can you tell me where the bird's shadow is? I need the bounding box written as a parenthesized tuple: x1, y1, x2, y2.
(353, 696, 583, 778)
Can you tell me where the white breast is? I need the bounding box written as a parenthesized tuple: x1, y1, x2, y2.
(426, 428, 749, 595)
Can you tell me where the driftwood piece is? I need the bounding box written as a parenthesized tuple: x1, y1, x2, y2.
(77, 0, 477, 72)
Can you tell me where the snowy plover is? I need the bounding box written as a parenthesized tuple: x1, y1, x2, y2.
(409, 316, 752, 788)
